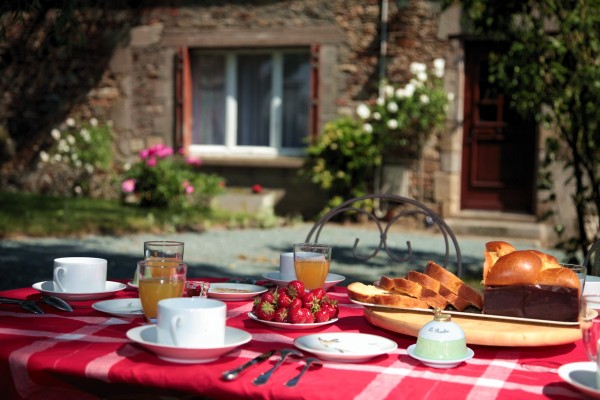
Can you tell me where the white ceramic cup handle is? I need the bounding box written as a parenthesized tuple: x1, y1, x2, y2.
(53, 267, 66, 292)
(169, 316, 182, 346)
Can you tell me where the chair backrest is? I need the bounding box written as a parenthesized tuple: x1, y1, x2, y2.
(304, 194, 463, 277)
(584, 238, 600, 276)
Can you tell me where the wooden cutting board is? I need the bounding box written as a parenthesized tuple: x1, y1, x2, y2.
(364, 307, 582, 347)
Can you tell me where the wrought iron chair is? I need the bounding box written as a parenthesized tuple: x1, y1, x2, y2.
(304, 194, 463, 277)
(584, 237, 600, 276)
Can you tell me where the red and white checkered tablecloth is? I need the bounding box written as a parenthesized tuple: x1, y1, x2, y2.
(0, 280, 589, 400)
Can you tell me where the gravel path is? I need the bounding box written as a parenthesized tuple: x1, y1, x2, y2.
(0, 223, 565, 291)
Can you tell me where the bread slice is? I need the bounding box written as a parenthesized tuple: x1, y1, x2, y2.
(372, 293, 429, 309)
(406, 270, 470, 311)
(379, 275, 448, 310)
(347, 282, 388, 303)
(424, 261, 483, 310)
(347, 281, 430, 309)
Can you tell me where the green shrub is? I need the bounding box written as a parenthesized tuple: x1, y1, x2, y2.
(302, 117, 382, 210)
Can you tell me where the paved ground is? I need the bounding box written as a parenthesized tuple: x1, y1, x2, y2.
(0, 223, 566, 291)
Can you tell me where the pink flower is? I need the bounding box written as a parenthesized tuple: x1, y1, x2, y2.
(156, 145, 173, 159)
(251, 184, 263, 194)
(139, 149, 150, 160)
(185, 156, 202, 166)
(146, 157, 157, 167)
(121, 178, 136, 193)
(182, 180, 195, 194)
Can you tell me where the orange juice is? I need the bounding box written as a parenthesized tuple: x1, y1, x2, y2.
(138, 278, 184, 320)
(294, 258, 330, 290)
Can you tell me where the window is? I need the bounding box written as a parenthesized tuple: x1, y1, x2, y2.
(187, 48, 312, 156)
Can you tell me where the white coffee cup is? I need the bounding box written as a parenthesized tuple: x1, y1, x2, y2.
(280, 252, 296, 281)
(53, 257, 107, 293)
(157, 298, 226, 347)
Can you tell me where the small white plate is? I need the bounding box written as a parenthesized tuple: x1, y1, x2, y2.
(406, 344, 474, 369)
(32, 281, 127, 301)
(92, 298, 144, 317)
(126, 325, 252, 364)
(262, 272, 345, 290)
(294, 332, 398, 363)
(248, 312, 337, 330)
(208, 283, 268, 302)
(558, 362, 600, 399)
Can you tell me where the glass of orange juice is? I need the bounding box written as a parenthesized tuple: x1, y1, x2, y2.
(138, 259, 187, 323)
(293, 243, 332, 290)
(132, 241, 184, 287)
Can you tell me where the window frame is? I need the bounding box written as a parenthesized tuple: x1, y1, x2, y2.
(178, 47, 317, 159)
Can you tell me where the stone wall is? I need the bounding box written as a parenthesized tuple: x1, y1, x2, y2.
(101, 0, 453, 216)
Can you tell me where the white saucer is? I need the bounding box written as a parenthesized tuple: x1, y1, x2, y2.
(558, 362, 600, 398)
(262, 272, 345, 290)
(126, 325, 252, 364)
(208, 283, 268, 302)
(32, 281, 127, 301)
(127, 281, 138, 289)
(407, 344, 474, 368)
(248, 312, 337, 330)
(92, 298, 144, 318)
(294, 332, 398, 363)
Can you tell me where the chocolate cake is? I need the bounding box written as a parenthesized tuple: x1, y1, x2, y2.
(482, 242, 581, 322)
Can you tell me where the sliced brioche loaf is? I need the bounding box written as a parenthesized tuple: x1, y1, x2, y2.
(406, 270, 470, 311)
(424, 261, 483, 310)
(379, 275, 448, 310)
(347, 281, 430, 309)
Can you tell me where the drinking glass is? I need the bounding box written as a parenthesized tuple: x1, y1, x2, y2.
(562, 263, 587, 294)
(293, 243, 332, 290)
(580, 294, 600, 361)
(132, 241, 185, 286)
(138, 259, 187, 323)
(144, 240, 185, 261)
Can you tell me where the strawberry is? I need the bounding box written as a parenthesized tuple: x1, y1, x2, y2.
(286, 280, 305, 298)
(289, 297, 303, 311)
(301, 292, 316, 309)
(310, 288, 326, 301)
(278, 291, 293, 308)
(260, 290, 276, 305)
(321, 302, 338, 319)
(300, 307, 314, 323)
(288, 306, 306, 324)
(255, 301, 275, 321)
(274, 306, 289, 323)
(314, 308, 330, 323)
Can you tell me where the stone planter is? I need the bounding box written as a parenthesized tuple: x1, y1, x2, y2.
(213, 188, 285, 214)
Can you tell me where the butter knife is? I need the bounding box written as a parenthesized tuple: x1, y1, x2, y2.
(222, 350, 276, 381)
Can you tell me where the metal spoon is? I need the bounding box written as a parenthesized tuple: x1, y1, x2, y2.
(222, 350, 276, 381)
(41, 296, 73, 312)
(252, 349, 303, 386)
(285, 357, 323, 387)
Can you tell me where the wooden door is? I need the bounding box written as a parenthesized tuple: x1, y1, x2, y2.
(461, 42, 537, 213)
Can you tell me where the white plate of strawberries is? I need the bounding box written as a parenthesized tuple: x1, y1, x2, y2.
(248, 280, 339, 329)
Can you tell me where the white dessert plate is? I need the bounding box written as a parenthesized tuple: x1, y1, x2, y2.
(262, 272, 345, 290)
(349, 299, 579, 326)
(126, 325, 252, 364)
(208, 283, 268, 302)
(558, 362, 600, 399)
(127, 281, 138, 289)
(32, 281, 127, 301)
(92, 298, 144, 317)
(294, 332, 398, 363)
(248, 312, 337, 330)
(406, 344, 474, 369)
